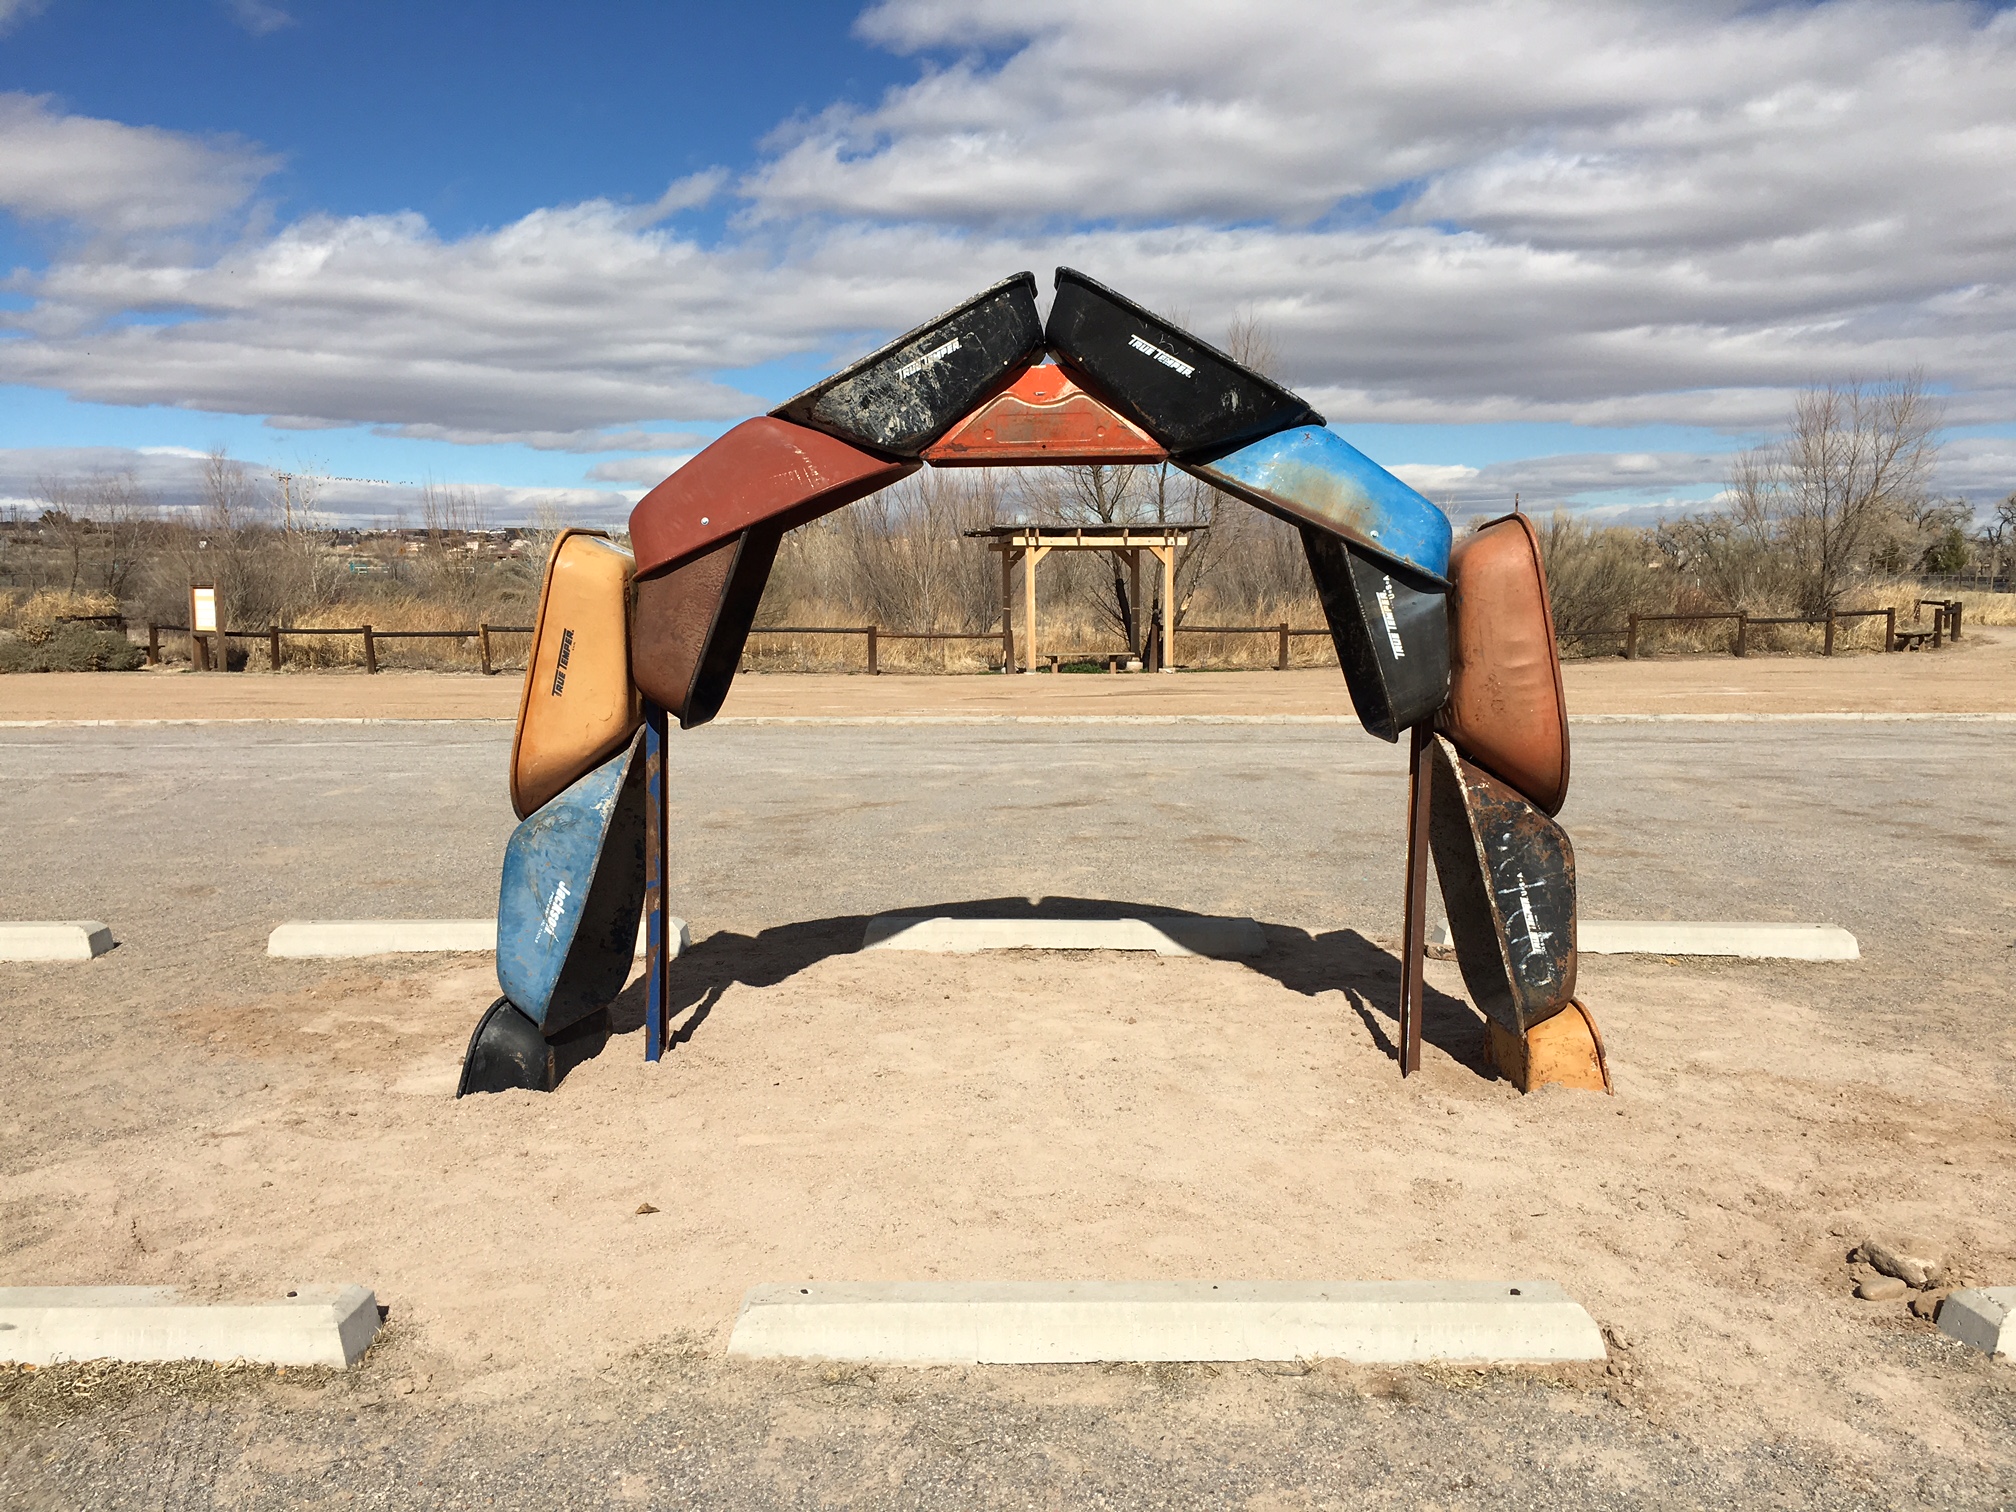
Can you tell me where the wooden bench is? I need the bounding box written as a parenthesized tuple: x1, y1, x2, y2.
(1893, 627, 1941, 650)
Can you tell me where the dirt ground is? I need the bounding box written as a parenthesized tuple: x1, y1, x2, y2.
(4, 934, 2014, 1502)
(1, 624, 2013, 721)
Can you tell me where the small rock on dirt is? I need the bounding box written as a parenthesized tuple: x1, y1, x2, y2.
(636, 1202, 660, 1215)
(1909, 1291, 1946, 1321)
(1856, 1276, 1908, 1302)
(1864, 1237, 1942, 1289)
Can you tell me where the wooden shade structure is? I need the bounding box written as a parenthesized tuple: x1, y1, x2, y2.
(963, 523, 1204, 674)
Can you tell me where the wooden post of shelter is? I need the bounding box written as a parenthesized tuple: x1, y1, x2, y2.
(998, 551, 1015, 671)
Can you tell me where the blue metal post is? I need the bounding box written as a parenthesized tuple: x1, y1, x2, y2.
(643, 702, 668, 1061)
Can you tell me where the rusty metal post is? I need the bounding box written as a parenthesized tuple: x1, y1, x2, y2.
(1625, 613, 1639, 660)
(268, 625, 282, 671)
(362, 625, 377, 674)
(1277, 621, 1290, 671)
(643, 704, 670, 1063)
(1398, 724, 1433, 1079)
(147, 622, 160, 665)
(1884, 607, 1896, 652)
(1824, 610, 1835, 657)
(479, 623, 493, 676)
(1734, 612, 1748, 658)
(866, 625, 879, 675)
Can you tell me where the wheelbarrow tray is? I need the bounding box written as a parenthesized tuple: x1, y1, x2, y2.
(496, 729, 647, 1036)
(1043, 267, 1322, 456)
(509, 529, 640, 819)
(772, 272, 1045, 457)
(1439, 511, 1569, 814)
(1185, 425, 1452, 586)
(1426, 734, 1577, 1036)
(1302, 527, 1450, 743)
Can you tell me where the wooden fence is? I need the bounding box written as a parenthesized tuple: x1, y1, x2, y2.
(148, 622, 532, 674)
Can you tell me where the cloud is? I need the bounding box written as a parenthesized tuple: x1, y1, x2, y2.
(223, 0, 294, 36)
(0, 0, 48, 38)
(2, 1, 2015, 480)
(0, 445, 639, 524)
(583, 454, 693, 485)
(0, 92, 279, 233)
(370, 425, 708, 453)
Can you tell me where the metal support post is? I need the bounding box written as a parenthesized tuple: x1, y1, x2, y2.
(643, 705, 670, 1062)
(1398, 724, 1433, 1079)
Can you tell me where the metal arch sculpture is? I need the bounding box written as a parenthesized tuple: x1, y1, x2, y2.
(456, 268, 1609, 1100)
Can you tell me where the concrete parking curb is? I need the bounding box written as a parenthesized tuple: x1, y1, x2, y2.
(862, 915, 1266, 957)
(1429, 919, 1859, 960)
(0, 922, 114, 961)
(1939, 1287, 2013, 1357)
(267, 917, 687, 959)
(726, 1280, 1607, 1365)
(0, 1285, 381, 1367)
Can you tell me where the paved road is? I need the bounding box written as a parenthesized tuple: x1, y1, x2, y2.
(1, 717, 2006, 974)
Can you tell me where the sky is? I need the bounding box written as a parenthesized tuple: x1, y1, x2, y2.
(2, 0, 2014, 526)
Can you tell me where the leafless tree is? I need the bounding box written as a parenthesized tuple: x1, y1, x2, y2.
(1725, 374, 1941, 614)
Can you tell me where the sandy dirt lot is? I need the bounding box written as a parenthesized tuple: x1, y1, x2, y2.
(1, 623, 2012, 722)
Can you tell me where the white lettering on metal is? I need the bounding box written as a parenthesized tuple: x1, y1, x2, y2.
(1377, 577, 1405, 659)
(539, 879, 571, 941)
(1127, 333, 1195, 377)
(896, 336, 963, 380)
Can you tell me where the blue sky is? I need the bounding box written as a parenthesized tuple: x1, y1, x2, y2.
(3, 0, 2013, 523)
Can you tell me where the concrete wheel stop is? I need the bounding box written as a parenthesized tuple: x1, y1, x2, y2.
(862, 914, 1265, 957)
(1939, 1287, 2013, 1358)
(268, 916, 685, 959)
(0, 922, 115, 961)
(725, 1280, 1607, 1365)
(0, 1285, 382, 1367)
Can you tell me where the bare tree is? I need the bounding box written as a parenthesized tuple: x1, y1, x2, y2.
(1726, 375, 1941, 614)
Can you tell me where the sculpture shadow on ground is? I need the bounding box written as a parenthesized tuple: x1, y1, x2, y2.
(582, 896, 1493, 1089)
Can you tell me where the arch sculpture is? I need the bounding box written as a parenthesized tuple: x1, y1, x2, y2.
(457, 270, 1608, 1099)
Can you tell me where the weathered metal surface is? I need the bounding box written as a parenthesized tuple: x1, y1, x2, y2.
(509, 529, 640, 819)
(1426, 735, 1577, 1036)
(1301, 527, 1450, 743)
(496, 730, 647, 1036)
(772, 273, 1044, 457)
(628, 417, 916, 580)
(1185, 425, 1452, 585)
(921, 361, 1167, 466)
(1440, 511, 1570, 814)
(1044, 267, 1322, 456)
(631, 526, 780, 729)
(455, 997, 554, 1096)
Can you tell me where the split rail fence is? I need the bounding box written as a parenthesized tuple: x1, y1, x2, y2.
(145, 622, 533, 674)
(134, 598, 1961, 677)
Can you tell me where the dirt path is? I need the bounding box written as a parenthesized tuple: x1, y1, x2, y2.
(2, 626, 2012, 722)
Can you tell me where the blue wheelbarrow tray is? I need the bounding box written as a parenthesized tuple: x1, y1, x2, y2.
(1183, 425, 1453, 585)
(496, 729, 647, 1036)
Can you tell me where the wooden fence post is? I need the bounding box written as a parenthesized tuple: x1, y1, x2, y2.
(1884, 607, 1895, 652)
(478, 623, 493, 676)
(1823, 610, 1835, 657)
(865, 625, 879, 676)
(1932, 614, 1943, 650)
(147, 623, 160, 665)
(1950, 601, 1963, 640)
(1733, 613, 1748, 658)
(362, 625, 377, 674)
(1277, 621, 1290, 671)
(1625, 613, 1639, 660)
(268, 625, 282, 671)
